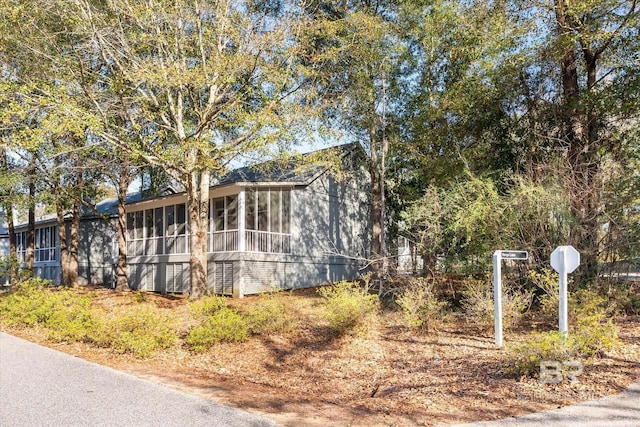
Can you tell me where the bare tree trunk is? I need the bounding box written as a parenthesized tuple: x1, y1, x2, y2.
(379, 64, 389, 292)
(0, 147, 19, 284)
(7, 212, 18, 284)
(25, 154, 36, 276)
(115, 172, 130, 291)
(53, 153, 71, 286)
(67, 171, 82, 287)
(56, 201, 70, 285)
(556, 0, 601, 284)
(370, 163, 382, 256)
(188, 169, 210, 299)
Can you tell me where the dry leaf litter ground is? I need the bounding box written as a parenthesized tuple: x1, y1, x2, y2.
(1, 286, 638, 426)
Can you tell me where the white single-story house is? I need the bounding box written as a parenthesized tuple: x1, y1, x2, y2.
(8, 143, 372, 296)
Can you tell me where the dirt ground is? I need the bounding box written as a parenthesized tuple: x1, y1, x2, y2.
(3, 287, 639, 426)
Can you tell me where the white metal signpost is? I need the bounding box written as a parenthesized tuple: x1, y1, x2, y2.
(550, 245, 580, 337)
(493, 250, 528, 347)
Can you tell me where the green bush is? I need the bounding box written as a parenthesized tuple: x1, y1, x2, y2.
(573, 321, 618, 357)
(527, 269, 559, 321)
(396, 277, 448, 332)
(189, 296, 228, 319)
(506, 323, 619, 379)
(245, 292, 298, 336)
(317, 281, 379, 336)
(506, 288, 619, 378)
(461, 278, 532, 330)
(505, 331, 574, 377)
(569, 288, 612, 322)
(0, 279, 101, 344)
(43, 292, 99, 343)
(0, 256, 19, 282)
(92, 308, 178, 357)
(186, 307, 248, 352)
(569, 288, 618, 357)
(133, 291, 148, 304)
(0, 278, 55, 326)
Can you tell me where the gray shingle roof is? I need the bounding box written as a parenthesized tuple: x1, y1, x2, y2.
(94, 192, 146, 216)
(216, 142, 359, 186)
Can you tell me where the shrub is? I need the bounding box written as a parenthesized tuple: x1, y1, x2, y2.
(569, 288, 618, 357)
(245, 292, 298, 336)
(461, 278, 532, 330)
(133, 291, 148, 304)
(186, 307, 248, 352)
(505, 331, 575, 377)
(569, 288, 612, 322)
(460, 278, 494, 325)
(317, 281, 379, 336)
(0, 256, 19, 282)
(0, 279, 102, 344)
(0, 278, 55, 326)
(189, 296, 228, 319)
(43, 291, 100, 343)
(527, 269, 559, 321)
(572, 321, 618, 357)
(506, 288, 619, 378)
(92, 308, 178, 357)
(396, 277, 448, 332)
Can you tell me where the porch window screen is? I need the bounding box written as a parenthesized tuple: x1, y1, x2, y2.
(15, 231, 26, 261)
(244, 188, 291, 253)
(166, 203, 187, 254)
(246, 191, 256, 230)
(35, 226, 58, 262)
(126, 212, 144, 256)
(210, 196, 239, 232)
(126, 202, 188, 257)
(209, 195, 239, 252)
(15, 227, 59, 263)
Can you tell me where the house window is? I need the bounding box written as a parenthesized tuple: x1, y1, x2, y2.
(213, 198, 224, 231)
(246, 191, 256, 230)
(127, 202, 188, 256)
(35, 226, 58, 263)
(227, 196, 238, 229)
(16, 231, 26, 262)
(257, 190, 269, 231)
(245, 188, 291, 253)
(210, 196, 239, 231)
(209, 195, 239, 252)
(15, 226, 58, 263)
(245, 189, 290, 234)
(143, 208, 164, 255)
(166, 203, 187, 254)
(126, 211, 144, 256)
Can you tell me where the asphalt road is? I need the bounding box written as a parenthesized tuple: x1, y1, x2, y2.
(0, 332, 277, 427)
(453, 381, 640, 427)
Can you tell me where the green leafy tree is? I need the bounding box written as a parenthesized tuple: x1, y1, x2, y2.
(397, 0, 639, 282)
(301, 0, 408, 290)
(71, 0, 311, 297)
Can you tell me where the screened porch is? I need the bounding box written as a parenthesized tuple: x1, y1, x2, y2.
(126, 187, 291, 257)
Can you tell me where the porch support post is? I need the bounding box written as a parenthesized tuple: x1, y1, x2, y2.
(238, 188, 246, 252)
(234, 260, 245, 298)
